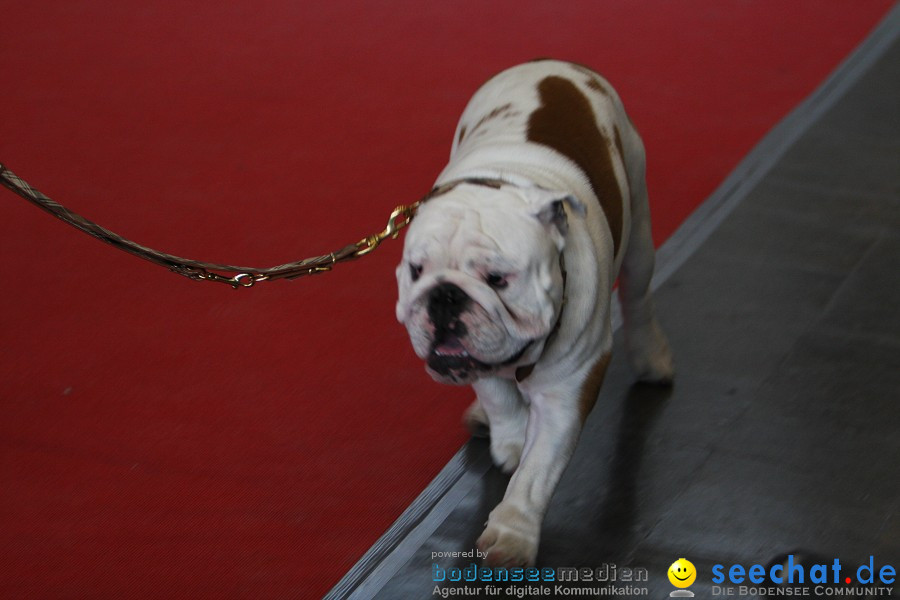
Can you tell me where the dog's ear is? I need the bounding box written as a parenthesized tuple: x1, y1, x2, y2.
(532, 192, 586, 238)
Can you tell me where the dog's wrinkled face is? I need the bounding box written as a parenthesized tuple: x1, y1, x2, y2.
(396, 184, 582, 384)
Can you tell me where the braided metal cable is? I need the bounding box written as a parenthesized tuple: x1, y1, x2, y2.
(0, 163, 387, 287)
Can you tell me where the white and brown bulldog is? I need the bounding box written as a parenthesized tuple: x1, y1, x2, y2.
(395, 60, 674, 568)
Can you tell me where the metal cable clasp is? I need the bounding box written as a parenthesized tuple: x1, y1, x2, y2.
(172, 266, 268, 289)
(356, 202, 420, 257)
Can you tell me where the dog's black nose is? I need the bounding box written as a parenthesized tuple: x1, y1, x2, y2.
(427, 282, 470, 326)
(429, 282, 469, 309)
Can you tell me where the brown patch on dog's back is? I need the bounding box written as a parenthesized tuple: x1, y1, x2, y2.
(578, 353, 611, 422)
(613, 126, 625, 159)
(527, 76, 623, 255)
(613, 125, 632, 194)
(585, 77, 610, 96)
(568, 63, 611, 96)
(468, 103, 515, 140)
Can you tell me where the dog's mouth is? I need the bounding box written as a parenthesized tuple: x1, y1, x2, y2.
(427, 336, 486, 383)
(432, 336, 470, 359)
(426, 336, 533, 384)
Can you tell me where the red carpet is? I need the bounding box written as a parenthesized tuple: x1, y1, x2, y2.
(0, 1, 892, 597)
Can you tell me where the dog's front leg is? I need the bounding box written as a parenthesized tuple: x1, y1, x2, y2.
(476, 381, 586, 568)
(472, 377, 530, 474)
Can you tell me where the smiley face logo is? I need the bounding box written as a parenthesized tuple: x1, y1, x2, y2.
(668, 558, 697, 588)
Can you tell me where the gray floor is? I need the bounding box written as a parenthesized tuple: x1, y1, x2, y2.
(331, 25, 900, 600)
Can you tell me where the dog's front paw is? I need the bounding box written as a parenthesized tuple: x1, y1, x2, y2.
(477, 503, 539, 568)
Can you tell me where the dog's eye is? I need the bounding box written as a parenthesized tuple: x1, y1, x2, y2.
(410, 264, 423, 282)
(485, 272, 508, 289)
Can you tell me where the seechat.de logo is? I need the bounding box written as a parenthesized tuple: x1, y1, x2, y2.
(711, 555, 896, 587)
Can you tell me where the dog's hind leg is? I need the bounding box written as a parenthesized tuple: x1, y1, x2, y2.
(617, 142, 675, 384)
